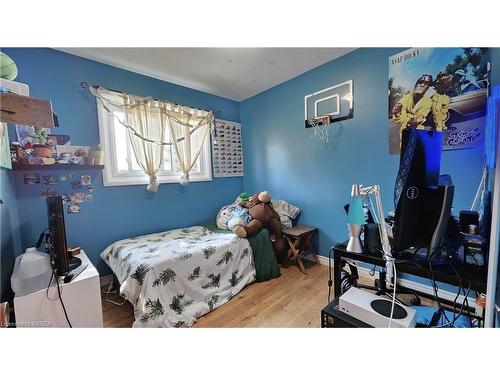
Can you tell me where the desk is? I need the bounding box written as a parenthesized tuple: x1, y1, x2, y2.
(332, 242, 487, 314)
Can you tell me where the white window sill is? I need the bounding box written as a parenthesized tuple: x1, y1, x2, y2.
(102, 174, 212, 187)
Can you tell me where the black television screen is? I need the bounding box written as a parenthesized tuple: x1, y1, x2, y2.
(47, 196, 69, 276)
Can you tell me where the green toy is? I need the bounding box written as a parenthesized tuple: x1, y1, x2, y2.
(239, 192, 250, 202)
(25, 127, 48, 144)
(0, 52, 18, 80)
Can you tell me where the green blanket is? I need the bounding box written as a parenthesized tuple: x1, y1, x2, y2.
(202, 222, 280, 282)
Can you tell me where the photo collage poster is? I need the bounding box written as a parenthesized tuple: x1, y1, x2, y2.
(388, 48, 488, 154)
(211, 119, 243, 177)
(0, 123, 11, 169)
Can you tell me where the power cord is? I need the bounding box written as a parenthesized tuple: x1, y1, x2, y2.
(54, 269, 72, 328)
(428, 255, 451, 325)
(35, 228, 48, 249)
(434, 280, 471, 328)
(104, 278, 127, 306)
(327, 246, 335, 303)
(384, 254, 397, 328)
(426, 245, 476, 328)
(45, 270, 72, 327)
(105, 290, 127, 306)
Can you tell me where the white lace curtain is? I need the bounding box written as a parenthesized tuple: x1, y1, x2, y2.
(90, 86, 214, 191)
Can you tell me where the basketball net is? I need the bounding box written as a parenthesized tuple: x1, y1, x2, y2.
(308, 116, 331, 143)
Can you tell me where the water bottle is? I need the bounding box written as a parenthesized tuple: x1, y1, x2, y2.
(10, 247, 52, 297)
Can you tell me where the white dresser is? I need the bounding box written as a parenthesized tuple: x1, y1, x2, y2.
(14, 250, 103, 328)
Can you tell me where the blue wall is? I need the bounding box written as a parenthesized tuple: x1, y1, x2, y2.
(1, 48, 242, 280)
(241, 48, 494, 257)
(0, 168, 22, 301)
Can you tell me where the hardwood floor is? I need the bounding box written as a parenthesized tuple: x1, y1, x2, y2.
(102, 262, 331, 328)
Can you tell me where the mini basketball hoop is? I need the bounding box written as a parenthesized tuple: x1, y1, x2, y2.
(304, 80, 353, 143)
(307, 115, 331, 143)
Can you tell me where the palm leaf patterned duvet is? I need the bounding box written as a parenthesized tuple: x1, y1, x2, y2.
(101, 226, 255, 327)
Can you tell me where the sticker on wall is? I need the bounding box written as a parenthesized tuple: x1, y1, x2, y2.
(59, 176, 67, 183)
(69, 172, 76, 180)
(85, 194, 93, 202)
(87, 185, 94, 193)
(81, 175, 91, 185)
(24, 174, 40, 184)
(211, 119, 243, 177)
(40, 189, 48, 199)
(71, 181, 82, 190)
(40, 188, 58, 199)
(67, 203, 81, 214)
(42, 175, 58, 185)
(73, 192, 85, 203)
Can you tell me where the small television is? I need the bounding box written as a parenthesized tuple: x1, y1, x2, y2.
(46, 196, 81, 276)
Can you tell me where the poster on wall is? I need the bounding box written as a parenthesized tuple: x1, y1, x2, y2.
(0, 122, 12, 169)
(211, 119, 243, 177)
(388, 48, 488, 155)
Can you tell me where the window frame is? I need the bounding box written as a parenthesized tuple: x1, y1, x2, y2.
(96, 98, 212, 187)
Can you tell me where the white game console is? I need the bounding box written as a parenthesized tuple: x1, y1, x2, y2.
(339, 287, 416, 328)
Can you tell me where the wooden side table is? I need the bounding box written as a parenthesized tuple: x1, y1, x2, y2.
(282, 225, 320, 274)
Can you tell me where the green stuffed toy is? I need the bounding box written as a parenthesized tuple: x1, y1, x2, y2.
(25, 126, 48, 144)
(0, 52, 18, 80)
(238, 192, 250, 202)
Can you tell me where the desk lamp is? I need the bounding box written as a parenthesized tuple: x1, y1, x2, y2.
(346, 184, 366, 253)
(348, 184, 394, 278)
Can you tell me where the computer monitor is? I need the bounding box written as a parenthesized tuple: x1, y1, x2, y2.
(392, 128, 448, 254)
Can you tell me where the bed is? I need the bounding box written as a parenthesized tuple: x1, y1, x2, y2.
(101, 223, 279, 327)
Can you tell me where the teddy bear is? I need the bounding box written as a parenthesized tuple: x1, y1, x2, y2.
(231, 191, 288, 263)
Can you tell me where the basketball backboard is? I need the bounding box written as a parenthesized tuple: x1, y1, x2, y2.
(304, 80, 353, 128)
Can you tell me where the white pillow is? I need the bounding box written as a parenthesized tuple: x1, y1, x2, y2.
(271, 199, 301, 220)
(216, 203, 239, 230)
(280, 215, 293, 228)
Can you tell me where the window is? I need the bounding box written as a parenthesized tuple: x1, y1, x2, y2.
(96, 92, 212, 186)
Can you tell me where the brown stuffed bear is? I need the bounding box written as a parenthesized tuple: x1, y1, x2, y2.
(232, 191, 288, 263)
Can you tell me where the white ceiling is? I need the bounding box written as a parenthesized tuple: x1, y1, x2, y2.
(56, 48, 355, 102)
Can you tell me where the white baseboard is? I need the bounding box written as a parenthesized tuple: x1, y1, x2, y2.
(316, 254, 476, 308)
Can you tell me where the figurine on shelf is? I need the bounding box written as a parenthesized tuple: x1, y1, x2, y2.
(25, 126, 48, 145)
(88, 144, 104, 165)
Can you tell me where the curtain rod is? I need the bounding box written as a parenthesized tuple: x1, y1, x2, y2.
(80, 82, 221, 117)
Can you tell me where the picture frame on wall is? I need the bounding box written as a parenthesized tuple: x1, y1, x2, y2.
(56, 145, 90, 165)
(211, 119, 243, 178)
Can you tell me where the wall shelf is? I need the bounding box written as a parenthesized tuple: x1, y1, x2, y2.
(11, 163, 104, 171)
(0, 92, 55, 128)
